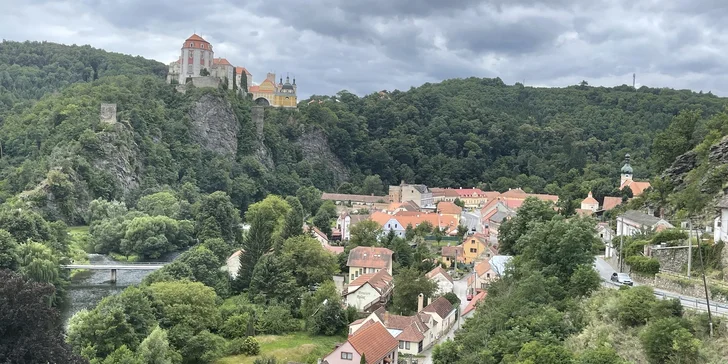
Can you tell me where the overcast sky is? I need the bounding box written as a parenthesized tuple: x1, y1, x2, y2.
(2, 0, 727, 98)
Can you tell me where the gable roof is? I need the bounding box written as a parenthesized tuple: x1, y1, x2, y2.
(582, 192, 598, 205)
(602, 196, 622, 211)
(454, 188, 486, 197)
(213, 58, 232, 66)
(426, 266, 453, 284)
(621, 210, 669, 227)
(321, 192, 387, 204)
(346, 269, 393, 298)
(430, 188, 460, 198)
(397, 322, 426, 342)
(441, 245, 463, 259)
(348, 322, 398, 364)
(475, 260, 491, 276)
(463, 290, 487, 316)
(501, 188, 528, 198)
(235, 66, 251, 75)
(421, 296, 455, 319)
(347, 247, 393, 269)
(185, 34, 209, 43)
(620, 180, 651, 196)
(437, 201, 462, 215)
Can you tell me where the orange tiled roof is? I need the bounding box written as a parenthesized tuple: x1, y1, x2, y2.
(475, 260, 491, 276)
(582, 191, 598, 205)
(249, 85, 260, 92)
(347, 247, 393, 269)
(501, 188, 528, 198)
(213, 58, 232, 66)
(348, 322, 398, 364)
(621, 180, 651, 196)
(437, 201, 462, 215)
(397, 322, 425, 342)
(602, 196, 622, 211)
(455, 188, 486, 197)
(347, 269, 393, 296)
(528, 193, 559, 202)
(430, 188, 460, 198)
(463, 290, 487, 316)
(441, 245, 464, 259)
(426, 266, 453, 284)
(421, 296, 455, 319)
(323, 244, 344, 255)
(235, 66, 251, 75)
(186, 34, 209, 43)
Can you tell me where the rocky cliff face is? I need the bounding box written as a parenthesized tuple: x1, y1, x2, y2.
(663, 135, 728, 191)
(94, 122, 142, 193)
(298, 128, 349, 185)
(188, 94, 240, 156)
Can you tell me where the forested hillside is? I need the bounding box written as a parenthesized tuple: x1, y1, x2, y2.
(297, 81, 726, 192)
(0, 41, 167, 116)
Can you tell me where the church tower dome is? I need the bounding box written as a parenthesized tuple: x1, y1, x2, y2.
(620, 153, 633, 185)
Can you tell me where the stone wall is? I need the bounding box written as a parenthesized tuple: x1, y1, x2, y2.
(648, 245, 690, 273)
(634, 273, 728, 303)
(191, 76, 221, 89)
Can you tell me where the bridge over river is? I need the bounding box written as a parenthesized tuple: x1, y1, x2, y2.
(61, 263, 167, 283)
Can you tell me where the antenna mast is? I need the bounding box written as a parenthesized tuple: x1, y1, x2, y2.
(633, 73, 636, 88)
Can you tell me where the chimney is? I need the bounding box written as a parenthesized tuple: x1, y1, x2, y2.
(417, 293, 424, 312)
(427, 297, 432, 306)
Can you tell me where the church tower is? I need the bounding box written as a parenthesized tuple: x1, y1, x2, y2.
(178, 34, 214, 84)
(620, 154, 633, 186)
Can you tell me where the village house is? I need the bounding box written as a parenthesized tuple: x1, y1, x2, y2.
(349, 307, 432, 356)
(461, 233, 489, 264)
(344, 269, 394, 312)
(347, 246, 394, 282)
(471, 259, 502, 290)
(440, 245, 464, 268)
(369, 211, 459, 238)
(426, 266, 454, 295)
(322, 321, 398, 364)
(436, 201, 463, 222)
(226, 250, 243, 278)
(601, 196, 623, 212)
(430, 188, 460, 203)
(616, 210, 674, 237)
(348, 295, 456, 356)
(388, 181, 434, 209)
(336, 212, 371, 241)
(597, 222, 616, 258)
(304, 226, 344, 255)
(715, 196, 728, 243)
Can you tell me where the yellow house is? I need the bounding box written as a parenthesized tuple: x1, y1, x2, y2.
(462, 234, 488, 264)
(249, 73, 297, 108)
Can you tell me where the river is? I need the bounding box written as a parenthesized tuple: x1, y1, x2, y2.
(61, 251, 182, 327)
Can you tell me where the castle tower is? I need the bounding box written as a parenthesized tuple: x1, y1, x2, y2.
(620, 154, 633, 186)
(178, 34, 214, 84)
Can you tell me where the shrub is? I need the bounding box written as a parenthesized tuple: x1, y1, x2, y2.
(242, 336, 260, 356)
(255, 305, 300, 334)
(651, 229, 688, 246)
(221, 313, 251, 339)
(253, 356, 279, 364)
(615, 286, 657, 327)
(640, 318, 700, 364)
(626, 256, 660, 275)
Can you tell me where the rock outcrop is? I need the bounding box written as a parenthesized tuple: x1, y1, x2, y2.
(708, 135, 728, 165)
(298, 128, 349, 185)
(188, 94, 240, 156)
(94, 122, 142, 193)
(662, 150, 698, 189)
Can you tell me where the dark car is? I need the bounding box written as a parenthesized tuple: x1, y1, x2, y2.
(611, 272, 633, 286)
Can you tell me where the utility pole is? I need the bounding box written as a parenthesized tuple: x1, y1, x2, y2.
(687, 220, 692, 278)
(619, 216, 624, 272)
(693, 219, 714, 337)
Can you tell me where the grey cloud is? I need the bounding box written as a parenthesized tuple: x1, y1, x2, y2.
(2, 0, 728, 98)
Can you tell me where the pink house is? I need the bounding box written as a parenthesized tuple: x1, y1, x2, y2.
(322, 321, 398, 364)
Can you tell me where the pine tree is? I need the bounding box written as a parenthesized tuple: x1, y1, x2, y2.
(234, 213, 274, 290)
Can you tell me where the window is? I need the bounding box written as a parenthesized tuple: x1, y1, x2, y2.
(471, 240, 475, 244)
(486, 273, 491, 279)
(470, 248, 477, 253)
(399, 341, 404, 349)
(395, 224, 398, 228)
(190, 42, 194, 47)
(355, 271, 359, 277)
(341, 352, 353, 360)
(201, 44, 204, 48)
(388, 224, 391, 228)
(405, 342, 410, 350)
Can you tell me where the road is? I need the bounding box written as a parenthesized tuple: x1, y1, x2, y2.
(594, 257, 728, 316)
(461, 211, 482, 233)
(419, 272, 470, 364)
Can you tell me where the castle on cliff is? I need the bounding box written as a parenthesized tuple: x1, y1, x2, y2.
(166, 34, 297, 108)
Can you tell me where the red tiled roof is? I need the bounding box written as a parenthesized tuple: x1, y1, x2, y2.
(421, 296, 455, 319)
(501, 188, 528, 198)
(503, 199, 524, 210)
(620, 180, 651, 196)
(582, 191, 598, 205)
(249, 85, 260, 92)
(348, 322, 398, 364)
(235, 66, 251, 75)
(455, 188, 486, 197)
(426, 266, 453, 284)
(602, 196, 622, 211)
(186, 34, 209, 43)
(324, 244, 344, 254)
(213, 58, 232, 66)
(441, 245, 463, 258)
(463, 290, 487, 316)
(397, 322, 425, 342)
(347, 269, 393, 296)
(437, 201, 462, 215)
(475, 260, 491, 277)
(430, 188, 460, 198)
(347, 247, 393, 269)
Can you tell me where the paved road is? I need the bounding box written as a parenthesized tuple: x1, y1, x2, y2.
(461, 211, 482, 233)
(594, 257, 728, 316)
(419, 273, 470, 364)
